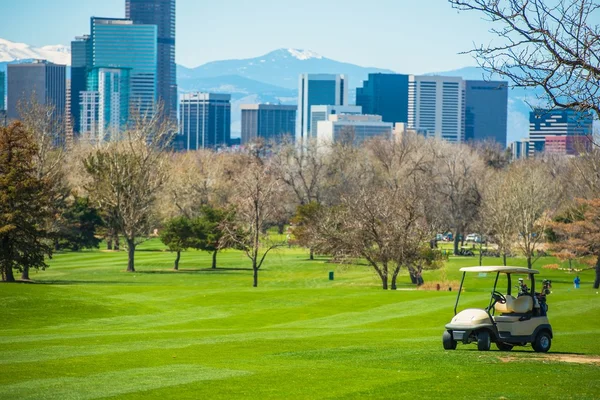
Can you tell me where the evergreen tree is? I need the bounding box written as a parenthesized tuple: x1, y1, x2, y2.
(0, 123, 52, 282)
(160, 217, 197, 270)
(194, 206, 231, 269)
(55, 196, 104, 251)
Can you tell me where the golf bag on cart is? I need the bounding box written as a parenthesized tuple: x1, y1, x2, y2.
(535, 279, 552, 316)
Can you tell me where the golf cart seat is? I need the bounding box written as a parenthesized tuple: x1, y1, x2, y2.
(495, 295, 533, 314)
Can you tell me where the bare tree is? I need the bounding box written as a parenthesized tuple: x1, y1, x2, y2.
(83, 106, 175, 272)
(222, 151, 285, 287)
(506, 159, 558, 268)
(482, 171, 518, 266)
(272, 138, 329, 206)
(450, 0, 600, 120)
(433, 141, 485, 254)
(308, 136, 438, 290)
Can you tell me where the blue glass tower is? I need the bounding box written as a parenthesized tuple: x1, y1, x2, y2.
(296, 74, 347, 142)
(90, 17, 157, 117)
(70, 35, 91, 135)
(464, 81, 508, 147)
(126, 0, 177, 122)
(0, 71, 5, 111)
(356, 73, 409, 124)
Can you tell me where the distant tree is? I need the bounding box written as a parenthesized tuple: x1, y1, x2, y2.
(193, 205, 232, 269)
(307, 137, 439, 290)
(506, 160, 558, 269)
(0, 123, 52, 282)
(55, 196, 104, 251)
(434, 142, 485, 255)
(84, 105, 175, 272)
(551, 199, 600, 288)
(482, 171, 518, 266)
(160, 217, 197, 270)
(291, 202, 323, 259)
(222, 152, 285, 287)
(450, 0, 600, 122)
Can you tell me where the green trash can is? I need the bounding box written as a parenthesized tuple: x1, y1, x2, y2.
(329, 271, 334, 281)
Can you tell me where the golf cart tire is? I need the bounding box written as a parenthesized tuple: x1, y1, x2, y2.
(496, 342, 514, 352)
(532, 331, 552, 353)
(477, 331, 491, 351)
(443, 331, 457, 350)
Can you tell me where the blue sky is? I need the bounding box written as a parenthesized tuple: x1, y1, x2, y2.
(0, 0, 496, 73)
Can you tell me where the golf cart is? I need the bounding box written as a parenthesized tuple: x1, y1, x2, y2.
(443, 266, 553, 352)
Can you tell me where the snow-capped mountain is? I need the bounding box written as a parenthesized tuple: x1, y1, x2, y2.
(0, 37, 537, 141)
(0, 38, 71, 65)
(179, 48, 394, 90)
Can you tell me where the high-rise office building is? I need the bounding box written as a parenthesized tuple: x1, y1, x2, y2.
(0, 71, 6, 111)
(464, 80, 508, 147)
(84, 68, 131, 140)
(297, 74, 348, 142)
(408, 75, 465, 143)
(7, 60, 66, 121)
(356, 73, 409, 124)
(70, 35, 91, 135)
(241, 104, 297, 144)
(80, 91, 100, 136)
(316, 114, 393, 145)
(310, 105, 362, 138)
(90, 17, 157, 116)
(509, 139, 531, 160)
(529, 108, 593, 156)
(126, 0, 177, 121)
(179, 93, 231, 150)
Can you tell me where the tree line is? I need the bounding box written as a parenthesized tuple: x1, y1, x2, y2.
(2, 101, 600, 290)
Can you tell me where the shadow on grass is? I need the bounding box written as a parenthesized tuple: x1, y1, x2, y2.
(25, 280, 143, 285)
(135, 267, 256, 274)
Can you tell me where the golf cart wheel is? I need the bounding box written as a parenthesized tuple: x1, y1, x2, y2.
(443, 331, 457, 350)
(477, 331, 491, 351)
(496, 342, 514, 352)
(532, 331, 552, 353)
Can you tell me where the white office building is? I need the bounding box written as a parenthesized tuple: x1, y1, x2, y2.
(310, 105, 362, 138)
(297, 74, 348, 142)
(316, 114, 393, 145)
(408, 75, 465, 143)
(79, 91, 99, 138)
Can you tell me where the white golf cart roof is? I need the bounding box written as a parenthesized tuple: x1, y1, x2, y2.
(459, 266, 539, 275)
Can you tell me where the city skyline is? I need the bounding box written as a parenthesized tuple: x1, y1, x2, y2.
(0, 0, 497, 74)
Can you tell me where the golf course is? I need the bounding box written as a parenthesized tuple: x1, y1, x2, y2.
(1, 240, 599, 399)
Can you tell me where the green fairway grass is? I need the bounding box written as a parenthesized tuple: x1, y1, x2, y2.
(1, 240, 599, 399)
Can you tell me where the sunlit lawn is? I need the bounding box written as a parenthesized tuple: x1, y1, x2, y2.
(1, 239, 599, 399)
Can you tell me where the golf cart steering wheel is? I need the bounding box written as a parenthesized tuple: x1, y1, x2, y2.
(492, 291, 507, 304)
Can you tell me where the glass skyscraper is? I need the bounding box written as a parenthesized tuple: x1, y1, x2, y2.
(356, 73, 409, 124)
(464, 81, 508, 147)
(296, 74, 347, 142)
(0, 71, 5, 111)
(90, 17, 157, 116)
(70, 35, 91, 135)
(85, 67, 131, 140)
(179, 93, 231, 150)
(126, 0, 177, 121)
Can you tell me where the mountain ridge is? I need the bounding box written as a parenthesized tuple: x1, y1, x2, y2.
(0, 38, 534, 141)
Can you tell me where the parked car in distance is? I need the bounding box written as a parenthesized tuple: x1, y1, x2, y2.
(466, 233, 482, 243)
